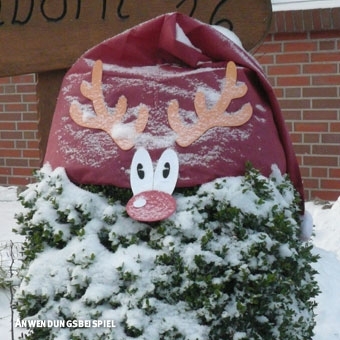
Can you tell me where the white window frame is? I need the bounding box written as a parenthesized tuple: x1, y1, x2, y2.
(272, 0, 340, 11)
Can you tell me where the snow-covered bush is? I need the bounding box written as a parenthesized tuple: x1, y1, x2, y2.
(14, 163, 319, 340)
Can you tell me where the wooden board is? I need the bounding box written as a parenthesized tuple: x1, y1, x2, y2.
(37, 69, 66, 162)
(0, 0, 272, 77)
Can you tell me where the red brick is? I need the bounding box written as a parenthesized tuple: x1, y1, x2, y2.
(0, 167, 11, 176)
(16, 84, 36, 93)
(277, 76, 310, 87)
(304, 133, 320, 143)
(1, 149, 22, 157)
(27, 140, 40, 149)
(289, 133, 302, 143)
(285, 88, 301, 98)
(303, 110, 338, 121)
(23, 94, 38, 102)
(255, 42, 282, 54)
(0, 131, 23, 139)
(284, 121, 293, 131)
(0, 112, 22, 120)
(16, 141, 27, 148)
(0, 77, 11, 85)
(274, 12, 286, 33)
(255, 54, 274, 65)
(311, 52, 340, 62)
(5, 158, 29, 167)
(332, 9, 340, 30)
(312, 145, 340, 155)
(321, 179, 340, 190)
(17, 122, 38, 130)
(22, 112, 38, 121)
(312, 99, 340, 109)
(4, 103, 27, 112)
(23, 149, 40, 158)
(0, 140, 15, 148)
(330, 123, 340, 132)
(295, 122, 328, 132)
(11, 74, 36, 83)
(284, 11, 294, 32)
(312, 75, 340, 86)
(23, 131, 38, 140)
(310, 190, 339, 201)
(275, 53, 309, 64)
(303, 156, 338, 167)
(322, 134, 340, 143)
(9, 177, 33, 186)
(303, 63, 337, 74)
(293, 11, 305, 32)
(273, 32, 308, 41)
(312, 168, 328, 178)
(0, 122, 16, 130)
(284, 41, 317, 52)
(303, 87, 337, 98)
(310, 30, 340, 40)
(29, 158, 41, 168)
(330, 168, 340, 178)
(3, 85, 16, 94)
(299, 166, 310, 177)
(279, 99, 310, 110)
(28, 103, 38, 111)
(303, 178, 320, 189)
(319, 40, 336, 51)
(12, 168, 35, 177)
(268, 64, 301, 76)
(302, 10, 313, 31)
(282, 110, 302, 120)
(0, 94, 22, 103)
(320, 8, 333, 30)
(293, 144, 310, 154)
(311, 9, 322, 31)
(272, 88, 283, 98)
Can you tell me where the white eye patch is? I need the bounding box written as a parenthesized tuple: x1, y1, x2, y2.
(130, 148, 179, 196)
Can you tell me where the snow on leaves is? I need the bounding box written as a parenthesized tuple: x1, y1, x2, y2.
(14, 164, 319, 340)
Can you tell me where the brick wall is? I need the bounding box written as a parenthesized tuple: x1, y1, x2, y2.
(0, 74, 40, 185)
(254, 8, 340, 201)
(0, 8, 340, 201)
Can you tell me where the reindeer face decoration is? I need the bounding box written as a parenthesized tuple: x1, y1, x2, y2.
(44, 13, 304, 222)
(68, 60, 252, 221)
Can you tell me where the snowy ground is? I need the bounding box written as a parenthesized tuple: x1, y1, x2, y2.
(0, 186, 339, 340)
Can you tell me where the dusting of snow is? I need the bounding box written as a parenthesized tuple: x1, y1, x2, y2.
(212, 25, 243, 49)
(255, 104, 266, 113)
(175, 23, 202, 53)
(1, 179, 340, 338)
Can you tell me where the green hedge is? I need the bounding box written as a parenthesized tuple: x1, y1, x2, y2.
(14, 163, 319, 340)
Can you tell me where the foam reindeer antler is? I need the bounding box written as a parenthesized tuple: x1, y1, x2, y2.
(168, 61, 253, 147)
(69, 60, 149, 150)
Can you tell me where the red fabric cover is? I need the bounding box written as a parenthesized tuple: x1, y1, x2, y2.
(44, 13, 304, 206)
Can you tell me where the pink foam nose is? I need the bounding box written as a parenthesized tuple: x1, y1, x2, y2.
(126, 190, 177, 222)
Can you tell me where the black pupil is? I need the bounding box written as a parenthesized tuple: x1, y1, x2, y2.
(163, 162, 170, 178)
(137, 163, 144, 179)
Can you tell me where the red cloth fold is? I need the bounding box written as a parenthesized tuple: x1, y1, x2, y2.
(44, 12, 304, 209)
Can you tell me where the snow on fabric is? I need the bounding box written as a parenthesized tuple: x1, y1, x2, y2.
(44, 13, 303, 205)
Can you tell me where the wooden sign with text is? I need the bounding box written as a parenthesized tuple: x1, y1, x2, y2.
(0, 0, 272, 77)
(0, 0, 272, 163)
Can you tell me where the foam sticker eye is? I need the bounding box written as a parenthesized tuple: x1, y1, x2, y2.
(130, 148, 154, 195)
(153, 149, 179, 195)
